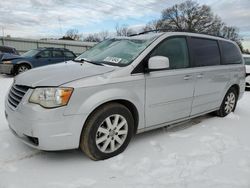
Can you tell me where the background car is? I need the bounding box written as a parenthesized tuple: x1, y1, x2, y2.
(0, 47, 76, 75)
(0, 46, 19, 61)
(244, 54, 250, 89)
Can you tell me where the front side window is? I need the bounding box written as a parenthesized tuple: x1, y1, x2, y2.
(221, 41, 242, 64)
(191, 38, 220, 67)
(150, 37, 189, 69)
(22, 50, 39, 57)
(76, 36, 158, 66)
(244, 57, 250, 65)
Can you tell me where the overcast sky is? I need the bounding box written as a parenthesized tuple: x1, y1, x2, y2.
(0, 0, 250, 49)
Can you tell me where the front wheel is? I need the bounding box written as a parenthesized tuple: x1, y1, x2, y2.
(16, 64, 30, 75)
(80, 103, 134, 160)
(216, 87, 238, 117)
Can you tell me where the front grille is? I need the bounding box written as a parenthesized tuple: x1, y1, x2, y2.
(8, 84, 29, 109)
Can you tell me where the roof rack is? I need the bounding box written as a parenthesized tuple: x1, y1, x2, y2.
(129, 29, 167, 37)
(37, 47, 70, 51)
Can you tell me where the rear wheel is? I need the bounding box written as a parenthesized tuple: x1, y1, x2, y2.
(16, 64, 30, 75)
(216, 87, 238, 117)
(80, 103, 134, 160)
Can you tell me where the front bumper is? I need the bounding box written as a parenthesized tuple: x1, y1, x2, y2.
(0, 63, 14, 74)
(5, 91, 85, 151)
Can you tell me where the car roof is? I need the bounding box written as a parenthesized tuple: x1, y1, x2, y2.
(36, 47, 72, 51)
(115, 31, 236, 44)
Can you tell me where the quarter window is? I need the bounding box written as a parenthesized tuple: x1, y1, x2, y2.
(150, 37, 189, 69)
(191, 38, 220, 67)
(221, 41, 242, 64)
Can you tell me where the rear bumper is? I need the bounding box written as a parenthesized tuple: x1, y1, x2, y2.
(0, 63, 14, 74)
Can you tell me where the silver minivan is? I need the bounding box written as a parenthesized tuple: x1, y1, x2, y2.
(5, 32, 245, 160)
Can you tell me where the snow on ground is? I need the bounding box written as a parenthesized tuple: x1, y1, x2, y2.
(0, 74, 250, 188)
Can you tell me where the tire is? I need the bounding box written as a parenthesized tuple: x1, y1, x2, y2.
(16, 64, 30, 75)
(80, 103, 134, 160)
(216, 87, 238, 117)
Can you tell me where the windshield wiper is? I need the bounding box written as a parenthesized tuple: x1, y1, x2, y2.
(73, 58, 104, 66)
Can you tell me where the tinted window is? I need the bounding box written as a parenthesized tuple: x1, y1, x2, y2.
(53, 50, 64, 58)
(150, 37, 189, 69)
(39, 50, 51, 58)
(221, 41, 242, 64)
(0, 47, 13, 53)
(244, 57, 250, 65)
(191, 38, 220, 67)
(64, 51, 75, 58)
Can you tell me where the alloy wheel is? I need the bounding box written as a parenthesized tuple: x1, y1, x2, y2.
(95, 114, 128, 153)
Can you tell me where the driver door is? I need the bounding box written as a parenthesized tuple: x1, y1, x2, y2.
(34, 50, 52, 67)
(145, 37, 196, 127)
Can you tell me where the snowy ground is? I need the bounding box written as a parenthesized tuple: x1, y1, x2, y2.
(0, 74, 250, 188)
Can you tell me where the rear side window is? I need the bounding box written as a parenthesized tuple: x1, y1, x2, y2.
(64, 51, 75, 58)
(150, 37, 189, 69)
(220, 41, 242, 64)
(244, 57, 250, 65)
(191, 38, 220, 67)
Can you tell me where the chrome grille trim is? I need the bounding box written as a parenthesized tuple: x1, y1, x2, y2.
(8, 85, 29, 109)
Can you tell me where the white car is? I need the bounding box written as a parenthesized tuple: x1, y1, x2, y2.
(243, 54, 250, 88)
(5, 32, 245, 160)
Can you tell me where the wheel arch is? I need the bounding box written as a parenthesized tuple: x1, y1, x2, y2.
(83, 99, 139, 135)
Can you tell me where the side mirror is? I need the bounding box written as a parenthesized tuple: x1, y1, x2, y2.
(147, 56, 169, 72)
(36, 55, 42, 59)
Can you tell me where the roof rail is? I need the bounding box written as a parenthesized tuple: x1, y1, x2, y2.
(129, 29, 167, 37)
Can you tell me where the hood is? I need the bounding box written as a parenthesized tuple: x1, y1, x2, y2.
(1, 53, 24, 61)
(15, 61, 116, 87)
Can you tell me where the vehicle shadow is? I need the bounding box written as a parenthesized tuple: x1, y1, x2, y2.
(132, 113, 214, 142)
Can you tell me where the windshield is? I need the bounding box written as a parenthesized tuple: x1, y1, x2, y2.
(76, 37, 157, 66)
(244, 57, 250, 65)
(22, 50, 39, 57)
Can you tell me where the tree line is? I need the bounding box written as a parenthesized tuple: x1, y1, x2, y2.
(60, 0, 248, 52)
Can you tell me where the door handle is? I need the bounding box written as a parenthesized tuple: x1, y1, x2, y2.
(197, 73, 204, 79)
(184, 75, 192, 80)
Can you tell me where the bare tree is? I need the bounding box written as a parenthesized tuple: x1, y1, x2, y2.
(143, 20, 161, 32)
(83, 31, 111, 42)
(83, 33, 101, 42)
(115, 24, 130, 36)
(61, 29, 82, 40)
(151, 0, 242, 49)
(98, 30, 110, 41)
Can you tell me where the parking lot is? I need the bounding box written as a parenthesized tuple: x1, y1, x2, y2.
(0, 74, 250, 188)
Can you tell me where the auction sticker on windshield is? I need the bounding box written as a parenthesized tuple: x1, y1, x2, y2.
(104, 56, 122, 64)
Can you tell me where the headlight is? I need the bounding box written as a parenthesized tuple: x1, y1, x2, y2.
(29, 87, 73, 108)
(2, 61, 12, 64)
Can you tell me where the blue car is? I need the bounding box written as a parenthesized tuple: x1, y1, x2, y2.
(0, 47, 76, 75)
